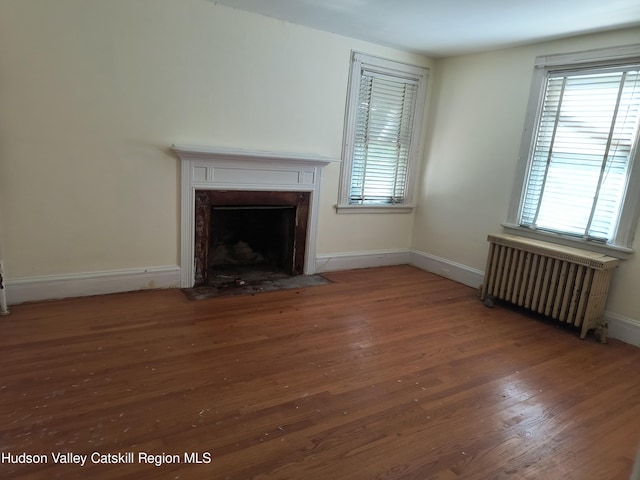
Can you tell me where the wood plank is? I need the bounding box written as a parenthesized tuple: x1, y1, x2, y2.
(0, 265, 638, 479)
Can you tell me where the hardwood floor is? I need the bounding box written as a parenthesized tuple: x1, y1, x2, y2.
(1, 265, 639, 479)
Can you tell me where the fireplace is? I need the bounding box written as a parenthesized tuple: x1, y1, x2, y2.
(173, 145, 333, 288)
(194, 190, 310, 286)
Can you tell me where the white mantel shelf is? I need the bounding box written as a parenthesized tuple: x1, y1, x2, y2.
(173, 144, 337, 288)
(172, 144, 337, 166)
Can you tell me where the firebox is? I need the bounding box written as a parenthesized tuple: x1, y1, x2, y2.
(193, 190, 310, 286)
(210, 205, 295, 272)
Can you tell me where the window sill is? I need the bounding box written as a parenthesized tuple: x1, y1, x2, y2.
(335, 204, 415, 214)
(501, 224, 634, 259)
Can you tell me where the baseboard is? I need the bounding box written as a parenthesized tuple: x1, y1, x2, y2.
(6, 257, 638, 348)
(5, 265, 181, 305)
(409, 250, 484, 289)
(314, 248, 485, 288)
(407, 250, 640, 348)
(605, 311, 640, 348)
(314, 248, 486, 290)
(315, 249, 410, 273)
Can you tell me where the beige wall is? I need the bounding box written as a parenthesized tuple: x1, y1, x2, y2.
(412, 26, 640, 322)
(1, 1, 638, 325)
(0, 0, 431, 279)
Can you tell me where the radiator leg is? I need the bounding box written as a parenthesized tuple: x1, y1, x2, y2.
(482, 295, 495, 308)
(595, 322, 608, 344)
(582, 319, 608, 343)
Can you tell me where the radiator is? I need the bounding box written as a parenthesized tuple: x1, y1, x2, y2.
(480, 234, 619, 340)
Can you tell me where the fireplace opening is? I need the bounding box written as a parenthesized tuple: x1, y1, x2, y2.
(208, 205, 296, 283)
(193, 190, 310, 287)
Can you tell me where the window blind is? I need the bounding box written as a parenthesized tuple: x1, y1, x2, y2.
(349, 71, 418, 204)
(520, 65, 640, 241)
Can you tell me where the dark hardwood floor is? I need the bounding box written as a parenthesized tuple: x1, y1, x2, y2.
(1, 265, 639, 479)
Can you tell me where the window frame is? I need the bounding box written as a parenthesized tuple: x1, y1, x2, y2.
(337, 52, 428, 214)
(506, 44, 640, 256)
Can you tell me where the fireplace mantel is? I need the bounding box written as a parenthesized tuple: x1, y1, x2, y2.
(173, 144, 335, 288)
(173, 144, 335, 166)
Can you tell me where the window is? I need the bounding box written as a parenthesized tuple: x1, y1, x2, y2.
(507, 45, 640, 253)
(337, 52, 428, 213)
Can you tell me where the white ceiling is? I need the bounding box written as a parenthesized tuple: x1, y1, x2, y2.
(212, 0, 640, 57)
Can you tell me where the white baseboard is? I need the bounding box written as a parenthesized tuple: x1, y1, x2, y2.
(315, 249, 410, 273)
(408, 250, 640, 348)
(5, 254, 638, 348)
(409, 250, 484, 289)
(5, 265, 181, 305)
(605, 311, 640, 348)
(314, 248, 485, 288)
(315, 248, 640, 348)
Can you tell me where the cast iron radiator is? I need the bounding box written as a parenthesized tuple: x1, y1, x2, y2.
(480, 234, 619, 340)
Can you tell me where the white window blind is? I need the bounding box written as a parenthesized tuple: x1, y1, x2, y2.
(338, 53, 427, 213)
(349, 71, 418, 205)
(520, 65, 640, 242)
